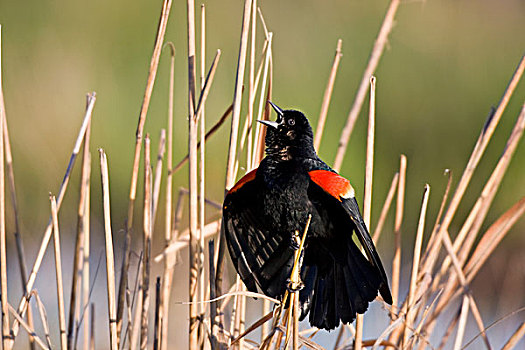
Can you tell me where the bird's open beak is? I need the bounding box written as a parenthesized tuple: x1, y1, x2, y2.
(257, 120, 280, 129)
(257, 101, 284, 129)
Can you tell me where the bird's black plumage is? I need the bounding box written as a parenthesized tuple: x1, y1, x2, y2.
(222, 103, 392, 330)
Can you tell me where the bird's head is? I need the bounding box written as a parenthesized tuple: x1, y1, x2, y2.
(258, 102, 316, 160)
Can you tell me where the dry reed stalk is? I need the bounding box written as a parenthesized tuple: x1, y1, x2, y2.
(99, 149, 118, 350)
(154, 277, 161, 350)
(118, 0, 173, 342)
(464, 196, 525, 282)
(251, 32, 273, 170)
(214, 1, 253, 344)
(7, 304, 48, 350)
(390, 154, 406, 320)
(418, 169, 453, 278)
(50, 196, 67, 350)
(333, 0, 401, 171)
(0, 26, 9, 348)
(237, 34, 269, 159)
(141, 136, 153, 350)
(224, 0, 253, 189)
(403, 184, 430, 346)
(453, 295, 470, 350)
(246, 0, 257, 169)
(130, 267, 144, 349)
(171, 103, 233, 174)
(354, 75, 377, 350)
(68, 118, 91, 350)
(436, 231, 491, 349)
(160, 41, 175, 350)
(198, 6, 207, 343)
(89, 304, 94, 350)
(186, 0, 199, 346)
(81, 153, 91, 350)
(502, 322, 525, 350)
(372, 172, 399, 243)
(9, 93, 96, 344)
(152, 129, 166, 221)
(155, 220, 221, 261)
(314, 39, 343, 151)
(28, 291, 52, 349)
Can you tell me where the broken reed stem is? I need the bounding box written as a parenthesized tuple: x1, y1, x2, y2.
(68, 118, 91, 350)
(50, 196, 67, 350)
(390, 154, 406, 320)
(0, 26, 9, 347)
(141, 136, 152, 350)
(7, 304, 48, 350)
(119, 0, 173, 342)
(355, 75, 377, 350)
(333, 0, 401, 171)
(99, 149, 118, 350)
(9, 92, 96, 344)
(419, 169, 453, 277)
(81, 154, 92, 350)
(372, 172, 399, 243)
(186, 0, 199, 348)
(314, 38, 343, 151)
(160, 41, 175, 350)
(404, 184, 430, 346)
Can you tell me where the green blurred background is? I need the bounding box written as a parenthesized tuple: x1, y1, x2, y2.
(1, 0, 524, 348)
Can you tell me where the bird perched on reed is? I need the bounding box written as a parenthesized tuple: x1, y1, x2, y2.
(222, 102, 392, 330)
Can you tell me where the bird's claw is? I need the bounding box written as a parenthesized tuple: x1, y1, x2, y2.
(290, 231, 301, 250)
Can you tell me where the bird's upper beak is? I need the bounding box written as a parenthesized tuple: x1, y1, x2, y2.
(268, 101, 284, 118)
(257, 101, 284, 129)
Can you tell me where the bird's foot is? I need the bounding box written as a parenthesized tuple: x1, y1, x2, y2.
(286, 278, 304, 292)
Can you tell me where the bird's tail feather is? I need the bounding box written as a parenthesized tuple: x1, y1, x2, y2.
(305, 239, 382, 330)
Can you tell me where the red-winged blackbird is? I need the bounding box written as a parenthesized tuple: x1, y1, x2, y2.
(222, 102, 392, 330)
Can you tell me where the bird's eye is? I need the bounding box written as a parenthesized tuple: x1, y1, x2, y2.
(287, 118, 295, 126)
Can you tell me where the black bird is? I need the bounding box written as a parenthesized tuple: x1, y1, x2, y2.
(222, 102, 392, 330)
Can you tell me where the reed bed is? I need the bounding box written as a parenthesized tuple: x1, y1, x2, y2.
(0, 1, 524, 350)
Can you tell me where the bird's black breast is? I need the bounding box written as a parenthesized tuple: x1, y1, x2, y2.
(258, 158, 314, 235)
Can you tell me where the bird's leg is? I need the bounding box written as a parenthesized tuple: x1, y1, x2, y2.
(287, 230, 305, 292)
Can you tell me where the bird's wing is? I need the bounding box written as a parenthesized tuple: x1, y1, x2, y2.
(223, 169, 294, 298)
(308, 169, 393, 304)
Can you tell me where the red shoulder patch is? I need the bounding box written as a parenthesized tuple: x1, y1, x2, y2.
(309, 170, 354, 201)
(228, 168, 258, 194)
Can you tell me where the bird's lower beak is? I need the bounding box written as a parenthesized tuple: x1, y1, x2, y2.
(257, 120, 280, 129)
